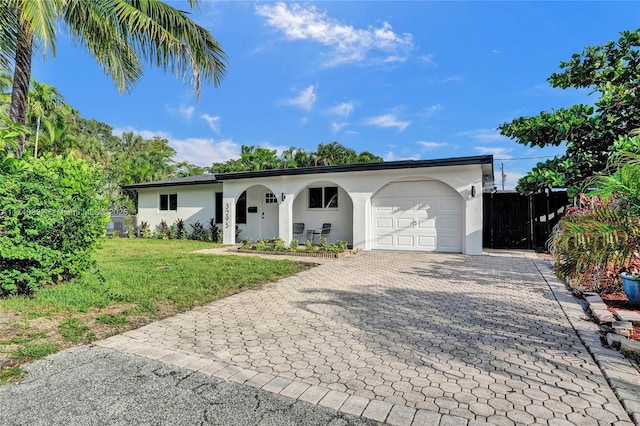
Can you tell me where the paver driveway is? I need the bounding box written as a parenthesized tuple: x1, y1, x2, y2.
(99, 251, 635, 425)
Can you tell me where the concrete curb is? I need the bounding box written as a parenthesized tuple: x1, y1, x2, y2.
(96, 335, 484, 426)
(534, 259, 640, 425)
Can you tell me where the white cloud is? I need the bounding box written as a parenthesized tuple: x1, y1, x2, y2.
(420, 54, 436, 66)
(284, 85, 317, 111)
(328, 101, 354, 117)
(417, 141, 448, 149)
(201, 114, 221, 134)
(383, 151, 419, 161)
(474, 146, 513, 159)
(331, 122, 348, 133)
(423, 103, 443, 118)
(457, 129, 507, 143)
(365, 114, 410, 132)
(112, 126, 240, 167)
(112, 127, 170, 140)
(442, 76, 464, 84)
(256, 2, 414, 66)
(165, 104, 195, 121)
(172, 138, 240, 166)
(492, 49, 502, 54)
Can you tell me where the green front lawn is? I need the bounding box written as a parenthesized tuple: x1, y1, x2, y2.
(0, 239, 308, 381)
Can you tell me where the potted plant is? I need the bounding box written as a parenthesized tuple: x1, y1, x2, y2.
(620, 271, 640, 306)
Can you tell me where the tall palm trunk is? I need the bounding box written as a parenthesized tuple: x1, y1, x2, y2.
(34, 115, 40, 158)
(9, 18, 33, 157)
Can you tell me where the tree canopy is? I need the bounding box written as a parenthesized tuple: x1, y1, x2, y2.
(499, 29, 640, 195)
(211, 142, 383, 173)
(0, 0, 227, 155)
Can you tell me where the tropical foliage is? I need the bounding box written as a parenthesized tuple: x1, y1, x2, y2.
(549, 150, 640, 293)
(1, 0, 227, 156)
(0, 153, 109, 296)
(499, 29, 640, 195)
(211, 142, 383, 173)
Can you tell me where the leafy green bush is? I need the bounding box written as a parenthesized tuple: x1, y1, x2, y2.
(330, 240, 349, 254)
(240, 237, 253, 249)
(272, 237, 286, 252)
(304, 239, 318, 253)
(0, 153, 108, 296)
(254, 239, 269, 251)
(139, 221, 151, 238)
(288, 239, 299, 252)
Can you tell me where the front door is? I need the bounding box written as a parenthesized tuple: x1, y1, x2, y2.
(261, 191, 279, 239)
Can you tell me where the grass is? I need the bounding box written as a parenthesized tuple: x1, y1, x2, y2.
(0, 239, 307, 382)
(0, 368, 23, 384)
(11, 343, 60, 362)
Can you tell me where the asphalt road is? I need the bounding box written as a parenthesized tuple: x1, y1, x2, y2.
(0, 345, 379, 426)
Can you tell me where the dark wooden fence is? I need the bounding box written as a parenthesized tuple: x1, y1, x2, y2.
(483, 190, 570, 251)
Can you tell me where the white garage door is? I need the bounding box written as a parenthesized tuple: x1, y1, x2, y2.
(372, 180, 463, 252)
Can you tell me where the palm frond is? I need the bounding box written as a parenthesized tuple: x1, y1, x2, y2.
(62, 0, 227, 98)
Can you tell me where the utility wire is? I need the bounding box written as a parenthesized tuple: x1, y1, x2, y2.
(493, 155, 558, 161)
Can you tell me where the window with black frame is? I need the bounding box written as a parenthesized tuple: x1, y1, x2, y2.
(159, 194, 177, 211)
(308, 187, 338, 209)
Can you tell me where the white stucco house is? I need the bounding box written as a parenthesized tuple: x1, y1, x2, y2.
(123, 155, 494, 255)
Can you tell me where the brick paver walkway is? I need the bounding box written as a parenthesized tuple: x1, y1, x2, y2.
(98, 251, 636, 425)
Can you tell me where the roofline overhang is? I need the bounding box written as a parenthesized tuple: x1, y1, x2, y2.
(123, 155, 494, 190)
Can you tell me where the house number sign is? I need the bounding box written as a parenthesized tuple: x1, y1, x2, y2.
(224, 202, 230, 228)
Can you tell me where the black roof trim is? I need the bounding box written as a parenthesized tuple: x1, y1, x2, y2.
(123, 155, 493, 189)
(122, 173, 218, 189)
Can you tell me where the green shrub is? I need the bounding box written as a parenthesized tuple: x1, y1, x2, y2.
(304, 239, 318, 253)
(330, 240, 349, 254)
(255, 239, 269, 251)
(0, 153, 108, 296)
(240, 237, 253, 249)
(319, 236, 330, 252)
(272, 237, 286, 252)
(288, 239, 299, 252)
(139, 221, 151, 238)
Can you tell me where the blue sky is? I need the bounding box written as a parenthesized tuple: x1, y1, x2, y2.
(32, 1, 640, 189)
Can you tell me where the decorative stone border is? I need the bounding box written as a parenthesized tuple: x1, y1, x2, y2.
(534, 260, 640, 424)
(236, 248, 359, 259)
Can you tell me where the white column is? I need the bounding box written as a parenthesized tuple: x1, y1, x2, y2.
(222, 196, 236, 244)
(350, 192, 369, 250)
(278, 193, 293, 245)
(464, 182, 483, 255)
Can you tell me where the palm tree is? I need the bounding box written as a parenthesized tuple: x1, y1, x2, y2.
(28, 79, 65, 157)
(549, 151, 640, 290)
(0, 72, 12, 111)
(1, 0, 227, 156)
(315, 142, 349, 166)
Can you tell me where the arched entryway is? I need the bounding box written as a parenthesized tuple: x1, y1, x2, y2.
(291, 181, 353, 245)
(236, 184, 279, 241)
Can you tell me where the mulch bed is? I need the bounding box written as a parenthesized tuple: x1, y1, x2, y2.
(601, 291, 640, 341)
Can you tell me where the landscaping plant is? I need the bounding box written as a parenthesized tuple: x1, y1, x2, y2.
(549, 151, 640, 293)
(0, 153, 108, 296)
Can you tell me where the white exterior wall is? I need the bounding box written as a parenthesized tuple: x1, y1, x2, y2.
(137, 184, 222, 232)
(219, 164, 485, 255)
(291, 183, 353, 243)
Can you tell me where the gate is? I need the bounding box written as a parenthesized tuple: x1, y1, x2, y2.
(483, 190, 570, 251)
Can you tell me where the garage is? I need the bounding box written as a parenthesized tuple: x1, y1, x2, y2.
(372, 180, 463, 252)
